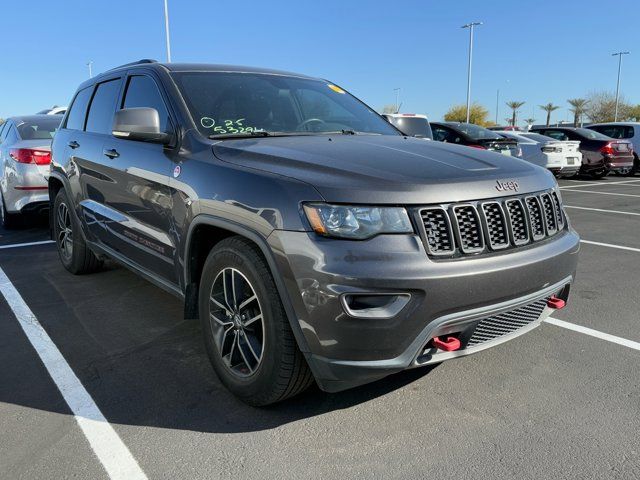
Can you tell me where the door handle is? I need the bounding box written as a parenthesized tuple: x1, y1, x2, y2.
(68, 140, 80, 149)
(103, 148, 120, 159)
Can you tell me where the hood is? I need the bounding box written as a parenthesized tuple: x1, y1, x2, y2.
(212, 135, 555, 204)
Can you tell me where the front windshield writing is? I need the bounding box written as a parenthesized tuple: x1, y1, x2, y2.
(172, 72, 399, 137)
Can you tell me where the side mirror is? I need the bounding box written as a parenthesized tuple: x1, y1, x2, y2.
(112, 107, 170, 144)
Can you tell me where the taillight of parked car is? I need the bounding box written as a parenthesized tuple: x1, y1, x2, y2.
(9, 148, 51, 165)
(599, 143, 616, 156)
(542, 146, 561, 153)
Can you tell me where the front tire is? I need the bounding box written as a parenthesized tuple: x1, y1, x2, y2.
(199, 236, 313, 406)
(53, 189, 102, 274)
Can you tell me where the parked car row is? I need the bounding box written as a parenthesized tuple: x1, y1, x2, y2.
(386, 114, 637, 179)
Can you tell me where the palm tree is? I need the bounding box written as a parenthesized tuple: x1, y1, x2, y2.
(524, 118, 536, 128)
(506, 101, 525, 127)
(540, 103, 560, 126)
(567, 98, 589, 127)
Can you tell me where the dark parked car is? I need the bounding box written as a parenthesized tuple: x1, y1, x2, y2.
(530, 126, 634, 178)
(49, 60, 579, 405)
(431, 122, 522, 157)
(585, 122, 639, 175)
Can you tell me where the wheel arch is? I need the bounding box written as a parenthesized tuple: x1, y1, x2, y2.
(183, 215, 310, 354)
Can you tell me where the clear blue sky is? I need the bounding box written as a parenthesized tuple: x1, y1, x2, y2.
(2, 0, 638, 124)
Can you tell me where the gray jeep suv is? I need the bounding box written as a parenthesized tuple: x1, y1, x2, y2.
(49, 60, 579, 405)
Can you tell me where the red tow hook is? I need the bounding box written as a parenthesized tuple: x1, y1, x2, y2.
(547, 295, 566, 310)
(432, 336, 461, 352)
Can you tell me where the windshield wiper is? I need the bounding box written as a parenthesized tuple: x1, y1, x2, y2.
(208, 131, 272, 140)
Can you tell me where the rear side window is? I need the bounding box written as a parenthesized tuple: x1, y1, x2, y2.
(65, 87, 93, 131)
(122, 75, 171, 133)
(85, 79, 122, 134)
(544, 130, 569, 141)
(0, 122, 8, 142)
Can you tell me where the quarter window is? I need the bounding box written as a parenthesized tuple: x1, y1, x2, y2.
(65, 86, 93, 131)
(85, 79, 122, 135)
(122, 75, 171, 133)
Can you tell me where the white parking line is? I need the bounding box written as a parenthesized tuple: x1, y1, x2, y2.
(562, 178, 640, 186)
(545, 317, 640, 351)
(560, 189, 640, 198)
(560, 179, 640, 190)
(565, 205, 640, 216)
(0, 267, 147, 480)
(0, 240, 54, 250)
(580, 239, 640, 253)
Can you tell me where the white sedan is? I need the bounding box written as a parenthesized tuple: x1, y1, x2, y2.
(498, 131, 581, 178)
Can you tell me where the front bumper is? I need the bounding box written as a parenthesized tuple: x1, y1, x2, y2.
(268, 228, 580, 392)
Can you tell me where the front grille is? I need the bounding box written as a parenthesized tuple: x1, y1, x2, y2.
(419, 189, 565, 258)
(466, 298, 548, 348)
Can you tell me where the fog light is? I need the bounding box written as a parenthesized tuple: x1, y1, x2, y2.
(341, 293, 410, 319)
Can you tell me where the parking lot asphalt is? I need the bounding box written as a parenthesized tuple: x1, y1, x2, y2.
(1, 175, 639, 479)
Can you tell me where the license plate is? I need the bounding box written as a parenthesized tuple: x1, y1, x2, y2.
(567, 157, 577, 165)
(500, 149, 512, 156)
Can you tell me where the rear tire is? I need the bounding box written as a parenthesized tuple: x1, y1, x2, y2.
(591, 170, 608, 179)
(53, 189, 102, 274)
(1, 193, 21, 229)
(199, 236, 313, 406)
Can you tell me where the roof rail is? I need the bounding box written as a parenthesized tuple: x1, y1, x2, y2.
(106, 59, 159, 72)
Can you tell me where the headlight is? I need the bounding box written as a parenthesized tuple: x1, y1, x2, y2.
(303, 203, 413, 239)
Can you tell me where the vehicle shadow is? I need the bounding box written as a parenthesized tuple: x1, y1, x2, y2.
(0, 247, 438, 434)
(0, 211, 49, 246)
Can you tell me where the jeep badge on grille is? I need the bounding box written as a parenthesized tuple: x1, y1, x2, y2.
(495, 180, 519, 192)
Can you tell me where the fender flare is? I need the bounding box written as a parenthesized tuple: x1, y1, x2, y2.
(184, 214, 311, 354)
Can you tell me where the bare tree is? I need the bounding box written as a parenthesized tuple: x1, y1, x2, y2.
(381, 104, 397, 114)
(567, 98, 589, 127)
(586, 91, 632, 123)
(539, 103, 560, 126)
(506, 101, 525, 127)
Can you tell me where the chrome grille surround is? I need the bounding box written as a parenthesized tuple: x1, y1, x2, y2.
(466, 297, 548, 348)
(418, 189, 565, 259)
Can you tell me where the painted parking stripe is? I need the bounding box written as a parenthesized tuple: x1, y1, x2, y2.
(560, 179, 640, 190)
(565, 205, 640, 217)
(545, 317, 640, 351)
(560, 189, 640, 198)
(0, 267, 148, 480)
(0, 240, 54, 250)
(580, 239, 640, 253)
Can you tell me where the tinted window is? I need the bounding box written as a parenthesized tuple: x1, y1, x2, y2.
(16, 117, 61, 140)
(432, 126, 460, 143)
(589, 125, 633, 139)
(66, 87, 93, 130)
(85, 79, 122, 134)
(452, 123, 502, 140)
(544, 130, 570, 141)
(520, 132, 558, 143)
(172, 72, 398, 137)
(122, 75, 171, 133)
(387, 117, 433, 139)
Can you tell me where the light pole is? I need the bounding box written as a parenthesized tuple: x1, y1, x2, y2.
(393, 88, 400, 113)
(164, 0, 172, 62)
(612, 51, 629, 121)
(495, 89, 499, 125)
(462, 21, 482, 123)
(86, 61, 93, 78)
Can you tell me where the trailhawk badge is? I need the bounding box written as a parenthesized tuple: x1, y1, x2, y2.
(173, 165, 182, 178)
(495, 179, 519, 192)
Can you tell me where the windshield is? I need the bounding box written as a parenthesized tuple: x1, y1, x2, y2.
(387, 117, 433, 139)
(451, 123, 502, 140)
(575, 128, 612, 141)
(16, 116, 61, 140)
(171, 72, 399, 137)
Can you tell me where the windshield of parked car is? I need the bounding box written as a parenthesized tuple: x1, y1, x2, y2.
(451, 123, 503, 140)
(387, 116, 433, 139)
(171, 72, 399, 137)
(16, 116, 61, 140)
(575, 128, 613, 141)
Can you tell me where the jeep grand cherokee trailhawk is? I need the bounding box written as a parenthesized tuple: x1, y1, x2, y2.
(49, 60, 580, 405)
